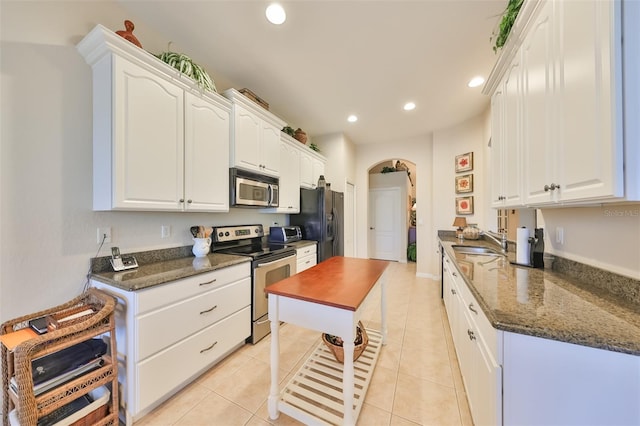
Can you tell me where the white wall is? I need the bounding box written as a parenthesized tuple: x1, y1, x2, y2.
(432, 113, 488, 271)
(0, 1, 285, 323)
(355, 136, 434, 277)
(313, 132, 356, 193)
(537, 205, 640, 280)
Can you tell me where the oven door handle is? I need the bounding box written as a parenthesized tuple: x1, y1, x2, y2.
(256, 254, 296, 268)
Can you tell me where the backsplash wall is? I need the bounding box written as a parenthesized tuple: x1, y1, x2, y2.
(537, 204, 640, 280)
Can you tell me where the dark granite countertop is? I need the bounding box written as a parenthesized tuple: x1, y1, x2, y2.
(439, 235, 640, 356)
(90, 253, 250, 291)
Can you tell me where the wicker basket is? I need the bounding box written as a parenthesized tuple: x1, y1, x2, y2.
(238, 88, 269, 110)
(322, 322, 369, 363)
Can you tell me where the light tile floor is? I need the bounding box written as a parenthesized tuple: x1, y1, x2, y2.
(136, 262, 473, 426)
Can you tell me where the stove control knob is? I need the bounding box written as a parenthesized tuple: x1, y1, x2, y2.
(225, 232, 230, 236)
(255, 228, 260, 235)
(218, 232, 223, 238)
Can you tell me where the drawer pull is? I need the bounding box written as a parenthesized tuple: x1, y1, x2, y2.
(200, 305, 218, 315)
(199, 278, 217, 286)
(200, 341, 218, 353)
(467, 330, 476, 341)
(468, 303, 478, 314)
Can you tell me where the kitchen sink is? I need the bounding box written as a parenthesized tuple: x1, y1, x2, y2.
(452, 245, 503, 256)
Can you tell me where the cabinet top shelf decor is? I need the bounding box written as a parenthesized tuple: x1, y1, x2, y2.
(77, 24, 229, 106)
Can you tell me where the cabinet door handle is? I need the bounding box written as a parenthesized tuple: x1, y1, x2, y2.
(452, 272, 458, 277)
(179, 198, 185, 203)
(187, 199, 193, 204)
(199, 278, 217, 286)
(550, 183, 560, 190)
(200, 305, 218, 315)
(468, 303, 478, 314)
(467, 330, 476, 341)
(451, 289, 456, 295)
(200, 341, 218, 353)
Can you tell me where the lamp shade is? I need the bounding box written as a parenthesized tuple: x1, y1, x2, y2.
(452, 217, 467, 228)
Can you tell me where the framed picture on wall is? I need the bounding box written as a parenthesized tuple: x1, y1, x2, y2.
(455, 174, 473, 193)
(456, 196, 474, 215)
(455, 152, 473, 172)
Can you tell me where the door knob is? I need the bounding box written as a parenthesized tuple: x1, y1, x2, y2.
(369, 227, 375, 230)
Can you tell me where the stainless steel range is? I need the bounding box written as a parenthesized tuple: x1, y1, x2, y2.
(211, 224, 296, 344)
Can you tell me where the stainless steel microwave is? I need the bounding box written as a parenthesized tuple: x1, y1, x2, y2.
(230, 168, 279, 207)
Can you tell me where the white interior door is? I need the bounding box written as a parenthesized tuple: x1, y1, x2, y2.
(369, 188, 400, 261)
(344, 182, 355, 257)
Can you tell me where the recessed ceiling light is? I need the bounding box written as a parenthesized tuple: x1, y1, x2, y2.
(266, 3, 286, 25)
(347, 115, 358, 123)
(403, 102, 416, 111)
(468, 76, 485, 88)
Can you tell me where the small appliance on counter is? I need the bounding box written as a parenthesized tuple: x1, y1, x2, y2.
(268, 226, 302, 243)
(531, 228, 545, 268)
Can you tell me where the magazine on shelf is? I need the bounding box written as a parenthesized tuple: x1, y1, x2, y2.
(10, 357, 104, 396)
(8, 385, 110, 426)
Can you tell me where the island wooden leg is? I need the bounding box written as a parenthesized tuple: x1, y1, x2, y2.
(268, 300, 280, 420)
(342, 340, 355, 426)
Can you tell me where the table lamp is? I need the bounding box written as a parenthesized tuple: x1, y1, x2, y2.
(453, 217, 467, 239)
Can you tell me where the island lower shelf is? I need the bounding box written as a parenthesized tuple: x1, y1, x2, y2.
(277, 328, 383, 426)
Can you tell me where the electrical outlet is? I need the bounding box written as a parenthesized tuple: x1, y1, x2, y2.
(555, 227, 564, 245)
(161, 225, 171, 238)
(97, 227, 112, 244)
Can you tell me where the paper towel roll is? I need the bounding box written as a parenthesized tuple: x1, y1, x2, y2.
(516, 227, 530, 265)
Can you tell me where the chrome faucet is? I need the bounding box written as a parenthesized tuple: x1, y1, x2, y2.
(480, 230, 508, 253)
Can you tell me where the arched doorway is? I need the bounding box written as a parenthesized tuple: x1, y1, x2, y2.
(367, 159, 416, 262)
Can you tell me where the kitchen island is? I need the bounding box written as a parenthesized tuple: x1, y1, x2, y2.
(265, 256, 389, 426)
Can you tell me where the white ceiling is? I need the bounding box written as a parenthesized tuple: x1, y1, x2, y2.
(118, 0, 506, 145)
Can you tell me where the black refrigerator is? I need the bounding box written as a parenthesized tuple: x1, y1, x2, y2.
(290, 188, 344, 263)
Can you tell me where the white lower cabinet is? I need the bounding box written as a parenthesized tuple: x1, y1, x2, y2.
(442, 252, 502, 426)
(91, 262, 251, 425)
(295, 243, 317, 273)
(443, 248, 640, 425)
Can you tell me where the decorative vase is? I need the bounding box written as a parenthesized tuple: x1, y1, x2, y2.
(294, 128, 307, 144)
(462, 224, 480, 240)
(192, 237, 211, 258)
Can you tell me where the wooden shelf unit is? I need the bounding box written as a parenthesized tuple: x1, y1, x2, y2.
(1, 289, 119, 426)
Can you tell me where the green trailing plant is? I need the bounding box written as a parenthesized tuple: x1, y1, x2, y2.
(381, 166, 396, 173)
(309, 143, 320, 152)
(491, 0, 524, 53)
(282, 126, 295, 137)
(155, 51, 217, 92)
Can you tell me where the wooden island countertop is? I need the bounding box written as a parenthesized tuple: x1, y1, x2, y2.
(265, 256, 390, 311)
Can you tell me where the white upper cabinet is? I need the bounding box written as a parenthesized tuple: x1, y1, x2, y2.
(77, 25, 231, 212)
(224, 89, 285, 177)
(112, 57, 185, 210)
(521, 0, 556, 205)
(555, 0, 622, 202)
(491, 56, 524, 208)
(261, 137, 300, 214)
(184, 92, 230, 212)
(485, 0, 639, 207)
(299, 149, 326, 189)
